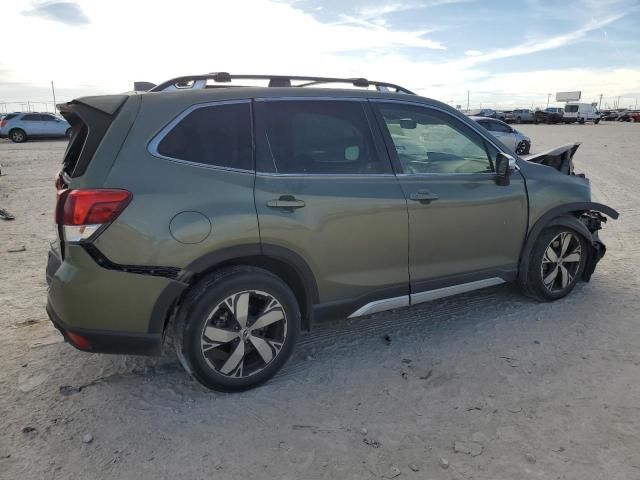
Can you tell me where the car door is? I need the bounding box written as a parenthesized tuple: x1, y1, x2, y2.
(372, 100, 528, 299)
(20, 113, 44, 135)
(40, 114, 65, 135)
(486, 119, 518, 150)
(254, 98, 410, 317)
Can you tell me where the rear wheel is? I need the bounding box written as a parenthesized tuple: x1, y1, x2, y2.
(9, 129, 26, 143)
(522, 227, 588, 301)
(174, 267, 300, 391)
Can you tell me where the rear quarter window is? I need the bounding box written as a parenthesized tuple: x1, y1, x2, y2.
(155, 102, 253, 171)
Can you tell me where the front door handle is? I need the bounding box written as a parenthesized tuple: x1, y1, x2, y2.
(409, 190, 439, 204)
(266, 195, 306, 210)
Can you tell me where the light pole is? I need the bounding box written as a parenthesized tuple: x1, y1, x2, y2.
(51, 81, 57, 114)
(598, 94, 603, 110)
(467, 90, 470, 111)
(546, 93, 551, 108)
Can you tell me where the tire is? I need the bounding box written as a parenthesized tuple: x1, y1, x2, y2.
(173, 266, 301, 391)
(516, 116, 521, 124)
(65, 128, 72, 139)
(515, 141, 529, 155)
(579, 118, 585, 124)
(521, 227, 588, 302)
(594, 119, 600, 124)
(9, 129, 27, 143)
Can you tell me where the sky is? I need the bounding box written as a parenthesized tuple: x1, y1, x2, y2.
(1, 0, 639, 112)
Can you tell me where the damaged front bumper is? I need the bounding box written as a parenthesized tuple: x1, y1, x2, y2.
(580, 211, 609, 281)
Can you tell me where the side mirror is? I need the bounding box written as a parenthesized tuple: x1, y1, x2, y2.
(495, 153, 516, 186)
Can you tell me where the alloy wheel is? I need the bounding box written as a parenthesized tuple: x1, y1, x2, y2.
(540, 232, 582, 293)
(199, 290, 287, 378)
(515, 141, 527, 155)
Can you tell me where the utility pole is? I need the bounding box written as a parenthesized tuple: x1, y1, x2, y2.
(467, 90, 470, 111)
(51, 81, 57, 114)
(547, 93, 551, 108)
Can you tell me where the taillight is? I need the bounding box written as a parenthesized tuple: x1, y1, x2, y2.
(56, 189, 132, 242)
(0, 120, 6, 128)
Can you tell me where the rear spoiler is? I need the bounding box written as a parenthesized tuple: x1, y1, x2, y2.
(57, 95, 130, 178)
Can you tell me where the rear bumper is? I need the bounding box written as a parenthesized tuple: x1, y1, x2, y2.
(46, 243, 185, 355)
(46, 302, 162, 355)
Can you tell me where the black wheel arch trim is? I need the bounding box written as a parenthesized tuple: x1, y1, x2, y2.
(149, 243, 320, 334)
(518, 201, 618, 284)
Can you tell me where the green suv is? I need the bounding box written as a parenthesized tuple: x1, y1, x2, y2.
(46, 73, 618, 391)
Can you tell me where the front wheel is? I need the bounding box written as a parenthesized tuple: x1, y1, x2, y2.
(174, 267, 300, 391)
(515, 141, 529, 155)
(522, 227, 588, 301)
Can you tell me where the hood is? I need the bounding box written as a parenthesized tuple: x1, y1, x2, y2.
(520, 142, 580, 175)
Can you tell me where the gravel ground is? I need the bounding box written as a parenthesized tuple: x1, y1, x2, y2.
(0, 123, 638, 480)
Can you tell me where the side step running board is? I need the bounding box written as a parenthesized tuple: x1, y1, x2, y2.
(348, 277, 505, 318)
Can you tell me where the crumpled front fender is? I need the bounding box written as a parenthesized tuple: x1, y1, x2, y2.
(519, 202, 619, 285)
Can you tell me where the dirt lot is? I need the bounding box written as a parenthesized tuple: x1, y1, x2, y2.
(0, 123, 638, 480)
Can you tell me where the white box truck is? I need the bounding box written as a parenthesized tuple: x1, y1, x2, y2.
(563, 102, 600, 124)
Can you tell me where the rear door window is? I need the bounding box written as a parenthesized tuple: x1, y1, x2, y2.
(487, 120, 511, 133)
(255, 100, 389, 174)
(21, 114, 40, 121)
(156, 102, 253, 171)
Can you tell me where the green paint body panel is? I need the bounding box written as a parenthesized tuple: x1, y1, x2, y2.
(48, 245, 178, 333)
(255, 174, 409, 302)
(46, 85, 610, 353)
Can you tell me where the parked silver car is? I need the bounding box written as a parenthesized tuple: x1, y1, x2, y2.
(0, 112, 71, 143)
(471, 116, 531, 154)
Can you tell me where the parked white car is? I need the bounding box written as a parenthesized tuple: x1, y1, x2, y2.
(563, 103, 600, 124)
(0, 112, 71, 143)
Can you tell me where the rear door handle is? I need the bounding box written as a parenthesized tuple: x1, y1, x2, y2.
(266, 195, 306, 210)
(409, 190, 439, 204)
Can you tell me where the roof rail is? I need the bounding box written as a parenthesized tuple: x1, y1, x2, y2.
(148, 72, 415, 95)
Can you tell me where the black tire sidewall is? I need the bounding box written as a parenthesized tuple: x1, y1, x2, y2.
(178, 269, 301, 391)
(526, 227, 588, 301)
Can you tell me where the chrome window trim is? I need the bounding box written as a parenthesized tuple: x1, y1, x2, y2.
(369, 98, 521, 171)
(255, 96, 365, 102)
(147, 99, 255, 174)
(255, 172, 396, 179)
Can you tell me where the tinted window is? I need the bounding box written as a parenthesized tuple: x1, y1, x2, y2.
(4, 113, 19, 121)
(487, 120, 511, 133)
(565, 105, 579, 113)
(377, 104, 493, 175)
(22, 114, 40, 121)
(40, 114, 57, 121)
(257, 100, 388, 174)
(157, 102, 252, 170)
